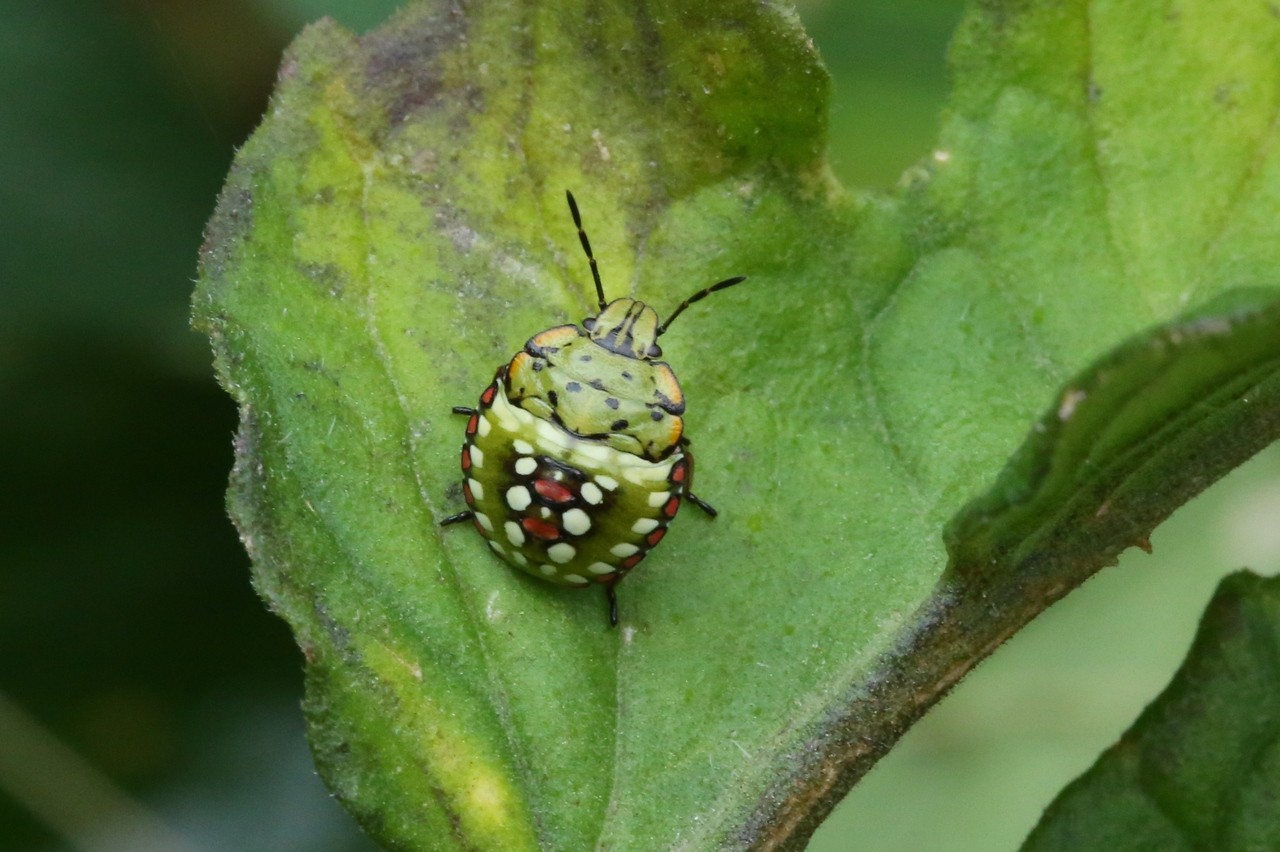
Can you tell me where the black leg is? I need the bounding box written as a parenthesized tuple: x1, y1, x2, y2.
(452, 406, 476, 415)
(440, 510, 473, 526)
(605, 585, 619, 627)
(687, 492, 718, 518)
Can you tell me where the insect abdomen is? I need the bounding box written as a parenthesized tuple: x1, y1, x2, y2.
(460, 368, 689, 586)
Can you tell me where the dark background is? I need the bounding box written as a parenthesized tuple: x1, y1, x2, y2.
(4, 2, 1276, 850)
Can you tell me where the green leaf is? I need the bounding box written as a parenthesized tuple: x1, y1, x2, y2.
(1022, 571, 1280, 851)
(193, 0, 1280, 847)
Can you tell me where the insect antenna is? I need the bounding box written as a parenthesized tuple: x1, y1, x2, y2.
(656, 275, 747, 336)
(566, 190, 608, 310)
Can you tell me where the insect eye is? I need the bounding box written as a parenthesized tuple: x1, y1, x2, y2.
(647, 343, 662, 358)
(583, 317, 597, 330)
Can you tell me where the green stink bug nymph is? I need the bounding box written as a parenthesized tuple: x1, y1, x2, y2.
(442, 191, 746, 626)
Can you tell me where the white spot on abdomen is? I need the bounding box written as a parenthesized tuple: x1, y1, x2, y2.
(506, 486, 532, 511)
(504, 520, 525, 546)
(619, 453, 678, 484)
(535, 418, 573, 453)
(575, 442, 612, 463)
(562, 508, 591, 535)
(548, 542, 576, 564)
(488, 385, 526, 432)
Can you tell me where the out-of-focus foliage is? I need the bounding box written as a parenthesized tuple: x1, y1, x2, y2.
(0, 3, 383, 849)
(1024, 571, 1280, 852)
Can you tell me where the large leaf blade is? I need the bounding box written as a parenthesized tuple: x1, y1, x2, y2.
(194, 0, 1280, 846)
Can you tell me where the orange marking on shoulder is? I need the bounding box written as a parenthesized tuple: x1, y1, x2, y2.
(660, 415, 684, 449)
(530, 325, 580, 349)
(652, 363, 684, 412)
(507, 351, 536, 384)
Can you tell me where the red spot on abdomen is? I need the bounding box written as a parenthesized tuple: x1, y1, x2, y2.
(520, 517, 561, 541)
(480, 384, 497, 406)
(621, 552, 645, 571)
(662, 496, 681, 518)
(534, 479, 574, 504)
(461, 446, 472, 471)
(670, 460, 687, 484)
(465, 414, 479, 436)
(646, 527, 667, 547)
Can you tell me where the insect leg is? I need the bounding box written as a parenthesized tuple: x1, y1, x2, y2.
(687, 492, 718, 518)
(452, 406, 476, 415)
(605, 584, 619, 627)
(440, 511, 474, 526)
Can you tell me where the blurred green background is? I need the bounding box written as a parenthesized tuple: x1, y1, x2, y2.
(3, 1, 1276, 850)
